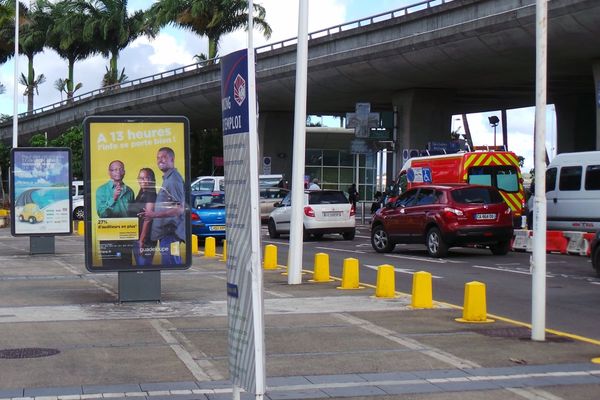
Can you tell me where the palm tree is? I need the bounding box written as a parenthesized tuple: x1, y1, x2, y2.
(19, 69, 45, 104)
(0, 1, 13, 63)
(0, 82, 5, 94)
(55, 78, 83, 100)
(75, 0, 155, 87)
(4, 1, 52, 112)
(149, 0, 272, 60)
(42, 0, 94, 100)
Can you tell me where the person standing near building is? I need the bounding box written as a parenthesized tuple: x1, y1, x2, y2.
(347, 183, 359, 208)
(308, 178, 321, 190)
(141, 147, 185, 265)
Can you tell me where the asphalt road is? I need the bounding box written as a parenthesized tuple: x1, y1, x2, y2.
(259, 224, 600, 342)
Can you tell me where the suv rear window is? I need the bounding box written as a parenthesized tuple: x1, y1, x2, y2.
(308, 191, 349, 205)
(450, 187, 503, 204)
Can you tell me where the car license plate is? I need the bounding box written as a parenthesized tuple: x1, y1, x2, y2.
(475, 213, 496, 220)
(210, 225, 226, 231)
(323, 211, 342, 217)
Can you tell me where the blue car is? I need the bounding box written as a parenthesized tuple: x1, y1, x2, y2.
(191, 191, 226, 240)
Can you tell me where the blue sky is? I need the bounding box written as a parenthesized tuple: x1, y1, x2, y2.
(0, 0, 552, 170)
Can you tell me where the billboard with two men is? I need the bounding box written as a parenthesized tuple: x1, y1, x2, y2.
(83, 116, 191, 272)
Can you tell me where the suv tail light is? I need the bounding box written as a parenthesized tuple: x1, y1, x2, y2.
(443, 207, 464, 217)
(350, 205, 355, 216)
(304, 206, 315, 217)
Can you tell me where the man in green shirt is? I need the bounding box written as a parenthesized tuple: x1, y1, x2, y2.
(96, 160, 135, 267)
(96, 160, 134, 218)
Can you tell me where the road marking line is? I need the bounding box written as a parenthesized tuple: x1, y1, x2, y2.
(315, 246, 366, 254)
(364, 264, 443, 279)
(150, 318, 223, 381)
(472, 265, 553, 277)
(383, 253, 463, 264)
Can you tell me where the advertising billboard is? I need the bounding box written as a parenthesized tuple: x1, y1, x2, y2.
(10, 148, 72, 236)
(83, 116, 191, 272)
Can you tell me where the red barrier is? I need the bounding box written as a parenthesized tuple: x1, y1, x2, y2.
(546, 231, 568, 254)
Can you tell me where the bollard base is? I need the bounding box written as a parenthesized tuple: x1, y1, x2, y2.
(455, 317, 495, 324)
(336, 286, 365, 290)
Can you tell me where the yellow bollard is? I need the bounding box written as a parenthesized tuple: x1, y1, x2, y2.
(455, 281, 494, 323)
(220, 240, 227, 262)
(337, 258, 363, 290)
(411, 271, 433, 308)
(263, 244, 278, 270)
(205, 236, 216, 257)
(311, 252, 333, 282)
(191, 234, 199, 254)
(77, 221, 85, 236)
(375, 264, 396, 298)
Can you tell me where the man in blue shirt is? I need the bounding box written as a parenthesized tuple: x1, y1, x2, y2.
(141, 147, 185, 265)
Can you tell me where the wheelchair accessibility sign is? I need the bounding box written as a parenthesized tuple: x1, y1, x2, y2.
(407, 167, 432, 183)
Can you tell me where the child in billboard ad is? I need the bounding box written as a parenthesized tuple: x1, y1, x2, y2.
(83, 116, 191, 272)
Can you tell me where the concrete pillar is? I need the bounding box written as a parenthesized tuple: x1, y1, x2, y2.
(258, 112, 294, 180)
(593, 60, 600, 150)
(554, 94, 596, 153)
(389, 89, 454, 180)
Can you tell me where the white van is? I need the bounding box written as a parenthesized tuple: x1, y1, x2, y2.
(71, 180, 85, 220)
(190, 174, 284, 192)
(191, 176, 225, 192)
(540, 151, 600, 232)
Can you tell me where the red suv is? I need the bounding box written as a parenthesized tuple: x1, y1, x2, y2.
(371, 184, 514, 257)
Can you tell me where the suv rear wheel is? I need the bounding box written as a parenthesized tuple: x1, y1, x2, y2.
(426, 227, 448, 258)
(371, 225, 394, 253)
(593, 246, 600, 277)
(490, 240, 510, 255)
(268, 219, 280, 239)
(342, 229, 355, 240)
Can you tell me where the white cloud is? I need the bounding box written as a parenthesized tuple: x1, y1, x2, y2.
(218, 0, 347, 55)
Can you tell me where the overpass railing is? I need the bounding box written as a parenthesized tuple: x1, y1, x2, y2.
(11, 0, 453, 120)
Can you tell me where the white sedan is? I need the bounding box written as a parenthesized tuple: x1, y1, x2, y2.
(267, 190, 356, 240)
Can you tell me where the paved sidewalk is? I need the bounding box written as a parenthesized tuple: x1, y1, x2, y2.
(0, 231, 599, 400)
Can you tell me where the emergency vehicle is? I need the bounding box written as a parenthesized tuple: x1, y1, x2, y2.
(393, 146, 526, 225)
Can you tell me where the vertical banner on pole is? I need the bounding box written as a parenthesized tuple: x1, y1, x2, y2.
(221, 48, 265, 395)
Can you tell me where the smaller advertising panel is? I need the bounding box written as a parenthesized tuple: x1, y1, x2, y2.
(10, 148, 72, 236)
(83, 116, 191, 272)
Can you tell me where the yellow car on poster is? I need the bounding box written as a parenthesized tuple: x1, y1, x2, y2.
(19, 203, 45, 224)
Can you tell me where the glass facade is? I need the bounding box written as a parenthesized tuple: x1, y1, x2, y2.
(305, 149, 377, 201)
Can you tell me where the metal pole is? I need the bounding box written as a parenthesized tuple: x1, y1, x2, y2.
(287, 0, 309, 285)
(531, 0, 548, 342)
(392, 106, 398, 179)
(355, 153, 359, 189)
(12, 0, 19, 148)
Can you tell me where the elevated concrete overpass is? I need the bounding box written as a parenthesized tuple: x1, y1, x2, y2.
(2, 0, 600, 174)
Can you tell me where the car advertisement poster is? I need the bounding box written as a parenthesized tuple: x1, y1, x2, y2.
(10, 148, 72, 236)
(83, 116, 191, 272)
